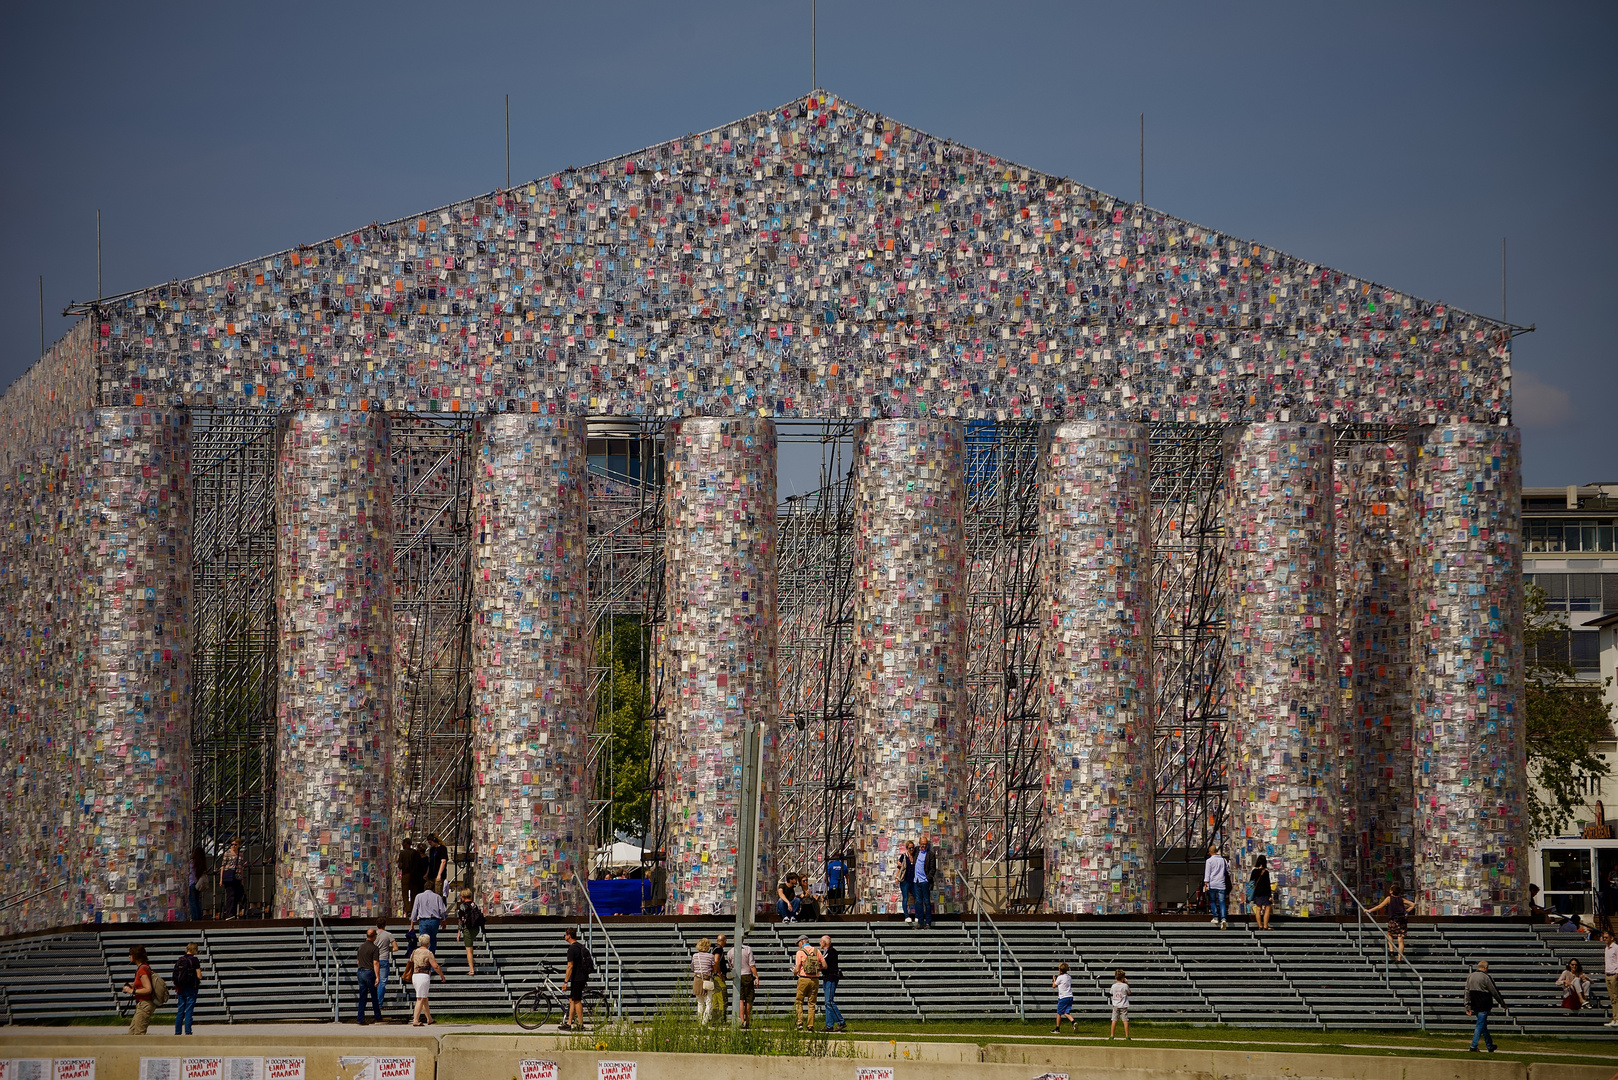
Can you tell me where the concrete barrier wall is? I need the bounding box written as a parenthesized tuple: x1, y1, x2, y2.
(983, 1042, 1545, 1080)
(3, 1032, 1610, 1080)
(0, 1033, 439, 1080)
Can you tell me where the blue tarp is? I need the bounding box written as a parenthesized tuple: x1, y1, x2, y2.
(587, 878, 648, 916)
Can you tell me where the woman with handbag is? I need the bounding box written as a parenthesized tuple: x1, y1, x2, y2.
(691, 936, 716, 1023)
(1556, 958, 1591, 1012)
(1247, 855, 1273, 931)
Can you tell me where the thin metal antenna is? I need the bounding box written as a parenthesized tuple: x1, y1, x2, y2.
(1139, 113, 1144, 206)
(812, 0, 817, 90)
(505, 94, 510, 191)
(39, 275, 44, 355)
(97, 209, 102, 300)
(1501, 236, 1506, 322)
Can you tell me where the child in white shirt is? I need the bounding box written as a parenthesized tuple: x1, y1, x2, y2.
(1050, 961, 1076, 1033)
(1109, 968, 1130, 1039)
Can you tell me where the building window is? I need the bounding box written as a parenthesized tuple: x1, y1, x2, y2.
(1572, 631, 1601, 674)
(1531, 574, 1608, 612)
(1533, 630, 1603, 674)
(587, 436, 662, 486)
(1524, 519, 1617, 553)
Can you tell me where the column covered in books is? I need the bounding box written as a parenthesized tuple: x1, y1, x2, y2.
(470, 413, 591, 915)
(852, 419, 967, 914)
(1224, 422, 1340, 916)
(1041, 420, 1154, 913)
(661, 417, 778, 915)
(273, 410, 395, 918)
(1411, 423, 1526, 915)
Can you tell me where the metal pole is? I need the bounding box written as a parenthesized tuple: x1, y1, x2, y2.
(812, 0, 817, 91)
(97, 209, 102, 300)
(1501, 237, 1506, 322)
(732, 718, 763, 1028)
(505, 95, 510, 191)
(1139, 114, 1144, 206)
(38, 275, 44, 355)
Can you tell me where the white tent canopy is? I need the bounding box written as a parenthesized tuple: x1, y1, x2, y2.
(595, 840, 651, 867)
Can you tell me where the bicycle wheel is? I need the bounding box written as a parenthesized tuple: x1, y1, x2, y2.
(585, 986, 612, 1027)
(514, 987, 560, 1030)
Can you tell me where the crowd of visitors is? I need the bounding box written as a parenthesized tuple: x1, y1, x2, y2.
(101, 835, 1618, 1047)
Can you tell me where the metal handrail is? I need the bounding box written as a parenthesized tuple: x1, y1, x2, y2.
(0, 879, 70, 913)
(572, 872, 626, 1018)
(1331, 869, 1425, 1030)
(954, 871, 1026, 1020)
(303, 881, 340, 1023)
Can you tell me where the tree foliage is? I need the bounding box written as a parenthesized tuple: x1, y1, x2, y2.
(1524, 582, 1614, 839)
(596, 614, 652, 842)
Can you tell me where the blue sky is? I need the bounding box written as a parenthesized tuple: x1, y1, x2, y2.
(2, 1, 1612, 486)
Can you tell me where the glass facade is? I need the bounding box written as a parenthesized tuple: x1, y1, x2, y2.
(1523, 519, 1617, 553)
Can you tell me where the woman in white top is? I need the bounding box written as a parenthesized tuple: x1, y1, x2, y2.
(690, 937, 716, 1023)
(1557, 958, 1592, 1012)
(1109, 968, 1130, 1040)
(409, 942, 446, 1026)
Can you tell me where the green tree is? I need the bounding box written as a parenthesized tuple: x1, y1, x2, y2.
(1524, 582, 1614, 839)
(596, 615, 652, 841)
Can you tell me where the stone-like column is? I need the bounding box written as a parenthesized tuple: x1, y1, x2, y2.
(274, 410, 395, 918)
(662, 417, 777, 915)
(0, 410, 191, 932)
(1411, 424, 1526, 915)
(0, 436, 68, 934)
(1224, 423, 1339, 916)
(1041, 421, 1153, 913)
(853, 419, 967, 915)
(471, 414, 591, 915)
(1334, 441, 1416, 899)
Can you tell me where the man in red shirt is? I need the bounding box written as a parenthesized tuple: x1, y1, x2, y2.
(120, 945, 156, 1034)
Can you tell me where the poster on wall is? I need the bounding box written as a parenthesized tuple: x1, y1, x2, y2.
(182, 1061, 222, 1080)
(519, 1064, 560, 1080)
(855, 1069, 895, 1080)
(52, 1064, 95, 1080)
(1, 1063, 56, 1080)
(263, 1061, 304, 1080)
(338, 1060, 415, 1080)
(598, 1063, 638, 1080)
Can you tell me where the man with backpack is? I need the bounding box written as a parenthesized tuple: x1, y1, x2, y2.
(793, 934, 824, 1030)
(454, 888, 486, 976)
(562, 926, 595, 1032)
(171, 942, 203, 1035)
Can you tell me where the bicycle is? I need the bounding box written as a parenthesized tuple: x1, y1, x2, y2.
(513, 958, 608, 1030)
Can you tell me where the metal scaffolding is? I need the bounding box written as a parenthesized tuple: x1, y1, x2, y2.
(773, 421, 861, 884)
(1147, 423, 1229, 906)
(962, 422, 1047, 911)
(585, 422, 668, 864)
(180, 412, 1276, 910)
(189, 408, 280, 911)
(389, 416, 477, 872)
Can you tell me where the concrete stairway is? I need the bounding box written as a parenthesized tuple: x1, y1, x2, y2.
(3, 917, 1615, 1036)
